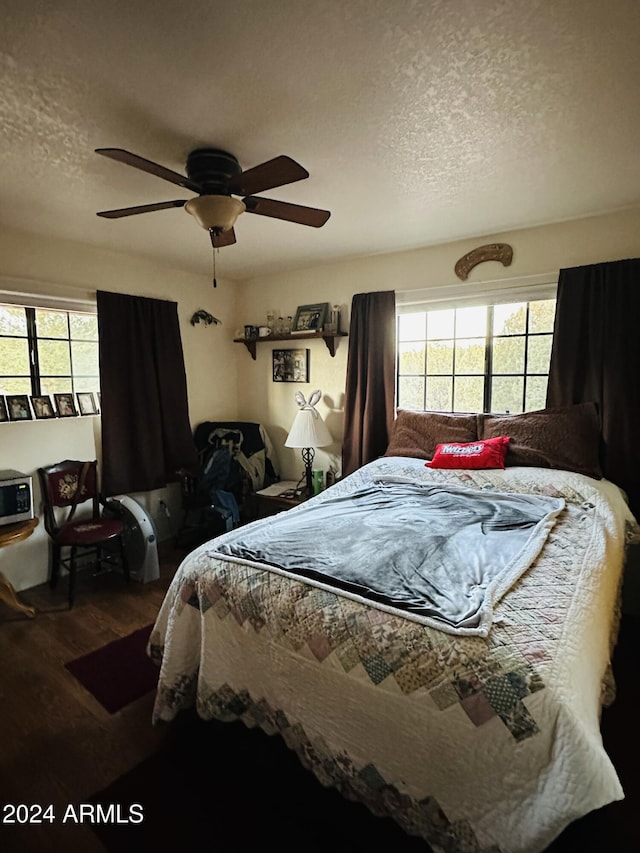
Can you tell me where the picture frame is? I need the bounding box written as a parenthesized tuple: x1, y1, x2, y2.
(31, 394, 56, 420)
(292, 302, 329, 333)
(54, 392, 78, 418)
(77, 391, 99, 415)
(272, 349, 310, 383)
(0, 396, 8, 423)
(6, 394, 33, 421)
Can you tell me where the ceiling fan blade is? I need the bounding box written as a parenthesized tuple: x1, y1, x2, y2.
(228, 156, 309, 196)
(210, 227, 237, 248)
(95, 148, 202, 193)
(97, 200, 187, 218)
(243, 196, 331, 228)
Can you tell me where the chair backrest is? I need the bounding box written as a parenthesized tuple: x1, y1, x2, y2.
(37, 460, 100, 537)
(192, 421, 279, 491)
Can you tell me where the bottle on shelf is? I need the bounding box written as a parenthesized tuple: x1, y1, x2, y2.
(266, 310, 276, 332)
(325, 305, 340, 334)
(284, 315, 293, 335)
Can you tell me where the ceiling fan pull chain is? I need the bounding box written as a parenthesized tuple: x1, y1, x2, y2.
(211, 235, 217, 288)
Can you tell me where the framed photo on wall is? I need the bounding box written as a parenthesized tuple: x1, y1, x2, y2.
(54, 393, 78, 418)
(272, 348, 310, 383)
(31, 395, 56, 419)
(6, 394, 33, 421)
(292, 303, 329, 333)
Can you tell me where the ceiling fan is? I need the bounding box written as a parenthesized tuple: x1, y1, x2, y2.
(95, 147, 331, 248)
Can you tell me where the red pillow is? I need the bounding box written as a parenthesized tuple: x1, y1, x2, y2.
(426, 436, 510, 470)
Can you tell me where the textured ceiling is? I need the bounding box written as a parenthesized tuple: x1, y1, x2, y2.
(1, 0, 639, 281)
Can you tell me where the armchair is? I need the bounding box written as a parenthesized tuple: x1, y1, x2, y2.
(175, 421, 279, 547)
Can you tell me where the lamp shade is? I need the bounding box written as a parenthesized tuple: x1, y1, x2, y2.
(184, 195, 246, 231)
(285, 408, 332, 449)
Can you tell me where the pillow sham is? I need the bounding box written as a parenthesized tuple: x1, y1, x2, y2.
(426, 436, 510, 469)
(477, 402, 603, 479)
(384, 409, 478, 460)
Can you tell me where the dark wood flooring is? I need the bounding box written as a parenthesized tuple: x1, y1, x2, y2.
(0, 542, 638, 852)
(0, 540, 187, 853)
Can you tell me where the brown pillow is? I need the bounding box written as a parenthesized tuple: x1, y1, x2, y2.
(477, 402, 603, 479)
(384, 410, 478, 460)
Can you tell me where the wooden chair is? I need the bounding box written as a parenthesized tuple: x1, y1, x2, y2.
(37, 460, 130, 608)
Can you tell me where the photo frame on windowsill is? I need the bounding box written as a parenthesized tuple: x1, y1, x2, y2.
(77, 392, 99, 415)
(6, 394, 33, 421)
(272, 348, 310, 383)
(31, 395, 56, 419)
(54, 393, 78, 417)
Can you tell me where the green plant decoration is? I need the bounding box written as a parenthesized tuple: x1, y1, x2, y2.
(190, 309, 221, 327)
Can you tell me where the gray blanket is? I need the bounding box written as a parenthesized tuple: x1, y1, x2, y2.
(213, 478, 564, 635)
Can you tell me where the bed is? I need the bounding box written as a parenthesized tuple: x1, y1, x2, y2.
(149, 404, 638, 852)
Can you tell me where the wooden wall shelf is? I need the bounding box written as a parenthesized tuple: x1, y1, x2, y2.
(234, 331, 347, 360)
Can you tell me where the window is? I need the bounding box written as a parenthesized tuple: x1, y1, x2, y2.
(397, 298, 556, 414)
(0, 304, 99, 397)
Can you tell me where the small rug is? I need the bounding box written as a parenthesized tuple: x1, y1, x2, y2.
(65, 624, 158, 713)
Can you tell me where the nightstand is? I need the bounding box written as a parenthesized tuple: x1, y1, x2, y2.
(253, 481, 308, 518)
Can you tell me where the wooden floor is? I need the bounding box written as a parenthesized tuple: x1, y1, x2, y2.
(0, 539, 188, 853)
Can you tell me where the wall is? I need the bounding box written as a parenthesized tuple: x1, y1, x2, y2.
(0, 225, 240, 591)
(234, 206, 640, 484)
(2, 205, 640, 596)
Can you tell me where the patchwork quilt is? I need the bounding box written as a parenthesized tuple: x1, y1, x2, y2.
(150, 457, 638, 853)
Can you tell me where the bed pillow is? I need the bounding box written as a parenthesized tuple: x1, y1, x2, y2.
(384, 409, 478, 460)
(426, 436, 510, 469)
(477, 402, 603, 479)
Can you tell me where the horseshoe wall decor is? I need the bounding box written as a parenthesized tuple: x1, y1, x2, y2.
(454, 243, 513, 281)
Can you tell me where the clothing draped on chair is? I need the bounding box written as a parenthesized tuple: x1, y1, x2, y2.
(546, 257, 640, 517)
(176, 421, 279, 546)
(97, 291, 197, 497)
(342, 290, 396, 477)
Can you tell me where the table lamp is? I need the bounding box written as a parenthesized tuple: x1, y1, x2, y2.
(285, 390, 332, 496)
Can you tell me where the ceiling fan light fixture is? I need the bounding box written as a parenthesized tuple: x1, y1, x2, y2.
(184, 195, 246, 232)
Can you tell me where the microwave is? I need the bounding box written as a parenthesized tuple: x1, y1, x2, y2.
(0, 470, 34, 525)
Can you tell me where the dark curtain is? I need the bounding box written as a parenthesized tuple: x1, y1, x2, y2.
(546, 257, 640, 517)
(342, 290, 396, 476)
(97, 290, 197, 496)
